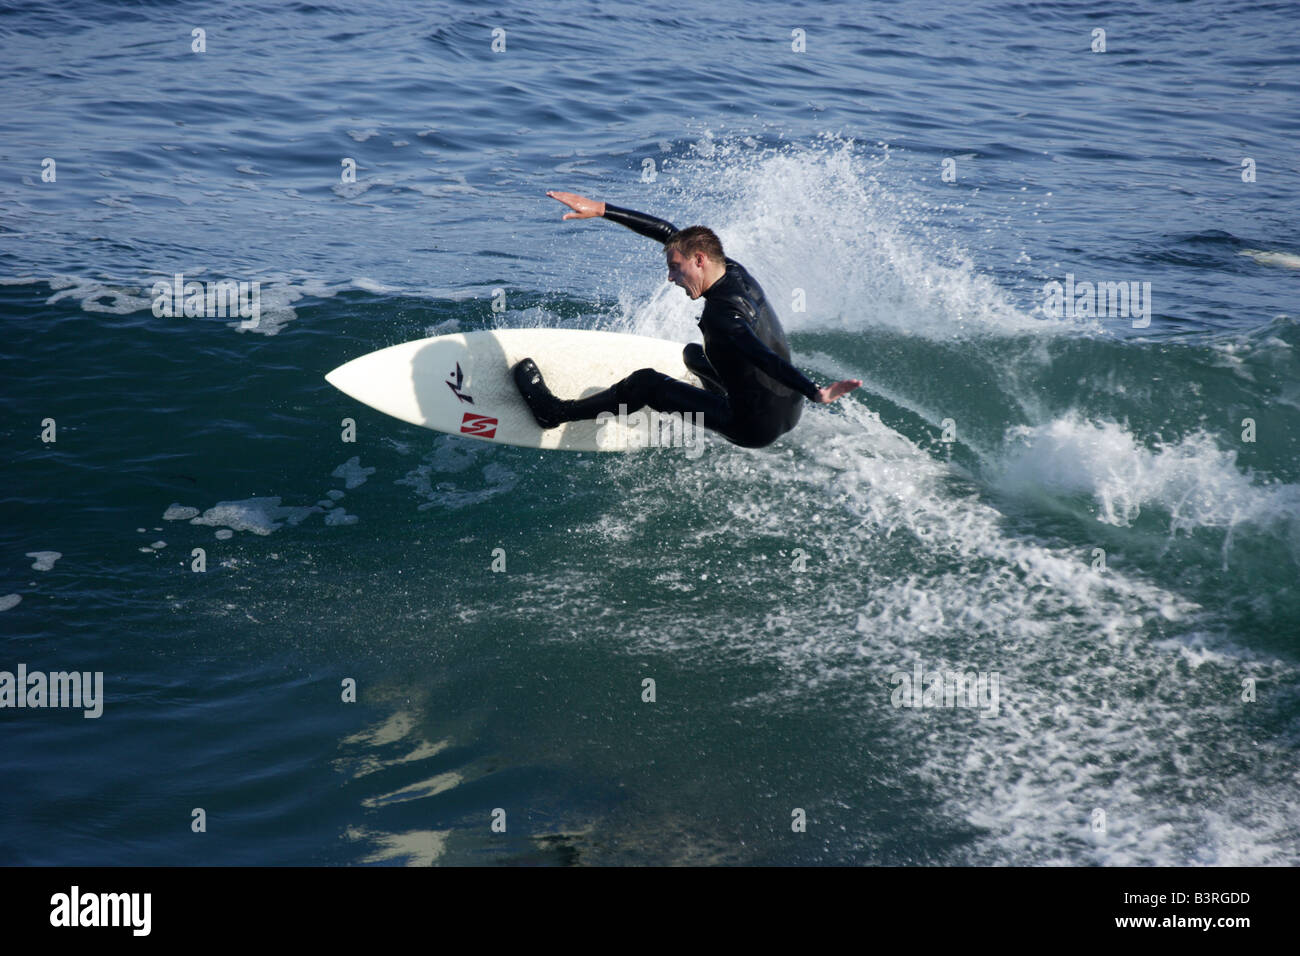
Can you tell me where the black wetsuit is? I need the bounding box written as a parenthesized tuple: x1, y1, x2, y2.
(519, 203, 820, 448)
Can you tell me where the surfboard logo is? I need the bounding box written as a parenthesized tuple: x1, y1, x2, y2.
(446, 363, 474, 404)
(460, 412, 498, 438)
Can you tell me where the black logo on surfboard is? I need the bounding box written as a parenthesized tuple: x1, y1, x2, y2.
(446, 362, 474, 404)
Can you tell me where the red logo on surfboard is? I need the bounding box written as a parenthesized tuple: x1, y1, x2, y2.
(460, 412, 498, 438)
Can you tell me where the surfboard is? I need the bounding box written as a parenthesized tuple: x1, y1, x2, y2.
(325, 328, 703, 452)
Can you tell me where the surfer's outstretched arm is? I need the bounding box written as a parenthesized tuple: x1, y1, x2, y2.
(600, 203, 677, 243)
(547, 190, 677, 244)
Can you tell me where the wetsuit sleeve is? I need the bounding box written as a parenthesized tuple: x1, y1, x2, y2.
(714, 309, 822, 402)
(602, 203, 678, 244)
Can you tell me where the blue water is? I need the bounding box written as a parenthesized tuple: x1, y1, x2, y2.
(2, 0, 1299, 865)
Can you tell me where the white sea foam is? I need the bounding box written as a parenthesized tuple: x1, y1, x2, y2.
(332, 456, 376, 489)
(28, 273, 355, 336)
(396, 450, 518, 511)
(26, 551, 61, 571)
(522, 141, 1300, 865)
(189, 497, 321, 536)
(592, 397, 1297, 864)
(992, 414, 1300, 541)
(614, 138, 1067, 343)
(324, 508, 359, 526)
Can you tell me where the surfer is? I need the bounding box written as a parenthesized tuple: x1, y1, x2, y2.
(512, 191, 862, 449)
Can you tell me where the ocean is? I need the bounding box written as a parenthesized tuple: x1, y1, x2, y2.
(2, 0, 1298, 866)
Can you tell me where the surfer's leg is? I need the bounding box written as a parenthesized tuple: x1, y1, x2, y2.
(615, 368, 734, 428)
(513, 359, 738, 437)
(682, 343, 726, 396)
(514, 358, 642, 428)
(603, 368, 793, 450)
(514, 358, 585, 428)
(621, 374, 799, 450)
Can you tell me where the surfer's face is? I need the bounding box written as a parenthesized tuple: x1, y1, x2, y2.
(666, 249, 709, 299)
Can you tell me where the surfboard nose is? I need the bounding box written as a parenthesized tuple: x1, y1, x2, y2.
(324, 359, 360, 398)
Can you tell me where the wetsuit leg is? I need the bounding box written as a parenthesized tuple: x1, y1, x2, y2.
(571, 368, 737, 436)
(515, 359, 792, 448)
(516, 358, 742, 438)
(590, 369, 796, 449)
(682, 343, 726, 396)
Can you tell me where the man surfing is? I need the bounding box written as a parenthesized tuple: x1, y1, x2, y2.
(513, 191, 862, 449)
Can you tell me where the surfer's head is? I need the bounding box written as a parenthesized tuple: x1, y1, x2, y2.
(665, 227, 725, 299)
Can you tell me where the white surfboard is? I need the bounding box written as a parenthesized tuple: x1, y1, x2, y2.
(325, 328, 702, 452)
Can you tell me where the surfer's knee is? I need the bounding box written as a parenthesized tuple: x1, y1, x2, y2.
(630, 367, 667, 385)
(609, 367, 664, 411)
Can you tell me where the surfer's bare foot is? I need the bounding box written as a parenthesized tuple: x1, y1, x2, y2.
(513, 358, 568, 429)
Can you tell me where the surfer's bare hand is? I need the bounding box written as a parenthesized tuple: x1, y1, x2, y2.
(547, 190, 605, 220)
(816, 379, 863, 403)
